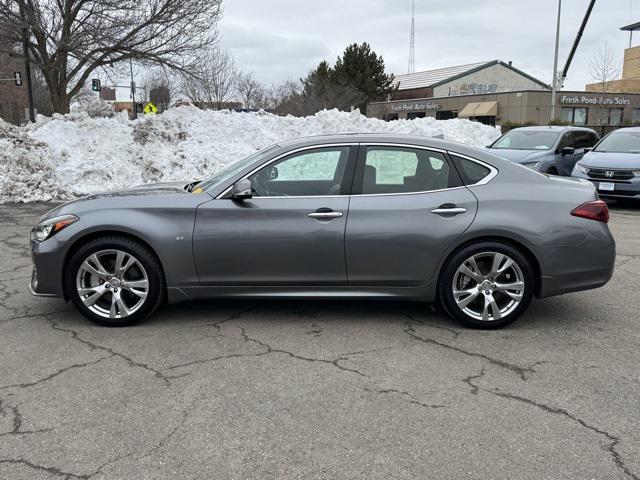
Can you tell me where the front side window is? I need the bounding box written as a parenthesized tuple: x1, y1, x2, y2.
(249, 147, 350, 197)
(360, 147, 455, 194)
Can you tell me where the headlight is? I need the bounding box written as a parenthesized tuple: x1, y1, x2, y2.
(575, 163, 590, 175)
(521, 161, 540, 170)
(31, 214, 78, 242)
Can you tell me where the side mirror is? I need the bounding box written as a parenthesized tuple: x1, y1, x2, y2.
(560, 147, 575, 156)
(231, 179, 252, 199)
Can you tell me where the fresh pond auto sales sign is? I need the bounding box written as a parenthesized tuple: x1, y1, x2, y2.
(560, 95, 631, 106)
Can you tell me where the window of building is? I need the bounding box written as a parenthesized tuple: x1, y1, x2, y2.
(632, 108, 640, 125)
(607, 108, 623, 126)
(560, 107, 588, 126)
(382, 113, 399, 122)
(436, 111, 458, 120)
(360, 147, 456, 195)
(407, 112, 426, 120)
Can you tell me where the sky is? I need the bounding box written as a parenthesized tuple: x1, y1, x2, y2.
(219, 0, 638, 91)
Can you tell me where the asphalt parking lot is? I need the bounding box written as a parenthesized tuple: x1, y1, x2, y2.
(1, 202, 639, 480)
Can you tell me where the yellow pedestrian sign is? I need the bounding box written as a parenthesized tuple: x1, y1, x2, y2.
(143, 102, 158, 114)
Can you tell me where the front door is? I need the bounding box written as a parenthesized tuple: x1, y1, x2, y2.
(194, 145, 356, 285)
(345, 145, 478, 286)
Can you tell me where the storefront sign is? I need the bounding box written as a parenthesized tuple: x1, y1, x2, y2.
(560, 95, 631, 106)
(390, 102, 440, 113)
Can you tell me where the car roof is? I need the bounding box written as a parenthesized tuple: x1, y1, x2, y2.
(507, 125, 595, 133)
(277, 133, 469, 151)
(606, 126, 640, 133)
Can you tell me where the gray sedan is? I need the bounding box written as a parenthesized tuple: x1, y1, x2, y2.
(29, 134, 615, 329)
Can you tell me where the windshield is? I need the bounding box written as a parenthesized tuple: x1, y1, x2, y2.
(491, 130, 561, 150)
(196, 144, 280, 191)
(593, 131, 640, 153)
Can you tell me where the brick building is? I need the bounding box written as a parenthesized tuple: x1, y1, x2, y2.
(0, 50, 28, 125)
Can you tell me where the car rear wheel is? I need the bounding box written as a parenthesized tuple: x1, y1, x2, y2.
(66, 236, 165, 326)
(438, 242, 535, 329)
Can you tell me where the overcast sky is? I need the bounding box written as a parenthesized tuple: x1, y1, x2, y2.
(219, 0, 638, 91)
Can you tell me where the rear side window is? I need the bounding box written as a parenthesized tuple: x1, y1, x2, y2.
(451, 155, 492, 185)
(360, 147, 458, 194)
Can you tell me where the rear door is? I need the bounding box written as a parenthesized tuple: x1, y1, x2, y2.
(345, 144, 478, 286)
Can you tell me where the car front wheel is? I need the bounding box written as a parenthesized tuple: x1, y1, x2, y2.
(438, 242, 535, 329)
(66, 236, 165, 326)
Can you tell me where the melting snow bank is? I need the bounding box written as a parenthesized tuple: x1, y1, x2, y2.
(0, 107, 501, 203)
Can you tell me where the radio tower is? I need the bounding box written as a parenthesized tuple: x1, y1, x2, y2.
(408, 0, 416, 73)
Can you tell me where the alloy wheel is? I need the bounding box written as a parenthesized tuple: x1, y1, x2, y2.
(451, 251, 525, 322)
(75, 249, 149, 319)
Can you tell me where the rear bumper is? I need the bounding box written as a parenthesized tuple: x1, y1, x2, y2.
(533, 234, 616, 299)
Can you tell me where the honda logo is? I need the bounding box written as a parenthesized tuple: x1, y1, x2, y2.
(605, 171, 614, 178)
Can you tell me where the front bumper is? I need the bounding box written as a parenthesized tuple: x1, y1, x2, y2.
(29, 237, 69, 298)
(572, 170, 640, 198)
(28, 267, 58, 297)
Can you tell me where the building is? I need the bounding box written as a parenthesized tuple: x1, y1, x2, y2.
(368, 58, 640, 130)
(585, 45, 640, 94)
(0, 50, 28, 125)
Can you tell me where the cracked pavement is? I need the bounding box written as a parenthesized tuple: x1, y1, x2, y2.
(1, 202, 639, 479)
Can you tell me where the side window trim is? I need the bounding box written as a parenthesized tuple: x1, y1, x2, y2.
(449, 152, 499, 186)
(352, 143, 463, 197)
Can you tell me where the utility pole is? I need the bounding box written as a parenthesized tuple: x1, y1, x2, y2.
(408, 0, 415, 74)
(19, 2, 35, 123)
(129, 58, 137, 119)
(550, 0, 562, 122)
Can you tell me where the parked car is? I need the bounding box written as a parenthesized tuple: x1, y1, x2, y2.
(29, 134, 615, 329)
(572, 127, 640, 201)
(488, 126, 600, 175)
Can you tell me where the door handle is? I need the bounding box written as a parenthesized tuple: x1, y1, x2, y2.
(307, 211, 343, 219)
(430, 206, 467, 215)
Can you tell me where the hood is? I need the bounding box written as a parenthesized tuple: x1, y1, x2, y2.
(487, 148, 548, 164)
(579, 151, 640, 169)
(39, 181, 194, 221)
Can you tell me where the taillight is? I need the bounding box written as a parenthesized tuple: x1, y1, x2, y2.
(571, 200, 609, 223)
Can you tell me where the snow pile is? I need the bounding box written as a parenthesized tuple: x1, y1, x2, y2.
(1, 107, 500, 203)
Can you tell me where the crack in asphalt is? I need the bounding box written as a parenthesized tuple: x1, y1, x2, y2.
(47, 317, 172, 386)
(0, 400, 53, 437)
(404, 322, 539, 381)
(239, 326, 370, 378)
(405, 313, 461, 339)
(0, 355, 114, 390)
(489, 389, 639, 480)
(0, 458, 90, 479)
(363, 387, 447, 410)
(463, 367, 486, 395)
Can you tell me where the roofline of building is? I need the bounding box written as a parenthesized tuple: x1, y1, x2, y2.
(368, 89, 640, 105)
(621, 21, 640, 31)
(427, 59, 551, 90)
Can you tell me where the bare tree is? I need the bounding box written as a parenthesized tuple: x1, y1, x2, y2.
(0, 0, 222, 114)
(236, 71, 264, 110)
(145, 71, 173, 112)
(589, 43, 621, 126)
(181, 47, 239, 110)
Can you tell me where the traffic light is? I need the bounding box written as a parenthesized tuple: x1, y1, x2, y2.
(91, 79, 101, 92)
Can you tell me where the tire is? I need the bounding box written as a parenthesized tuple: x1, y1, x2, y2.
(66, 236, 165, 326)
(438, 241, 535, 329)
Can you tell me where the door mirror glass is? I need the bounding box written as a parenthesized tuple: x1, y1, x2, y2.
(264, 166, 278, 180)
(561, 147, 575, 156)
(231, 178, 252, 199)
